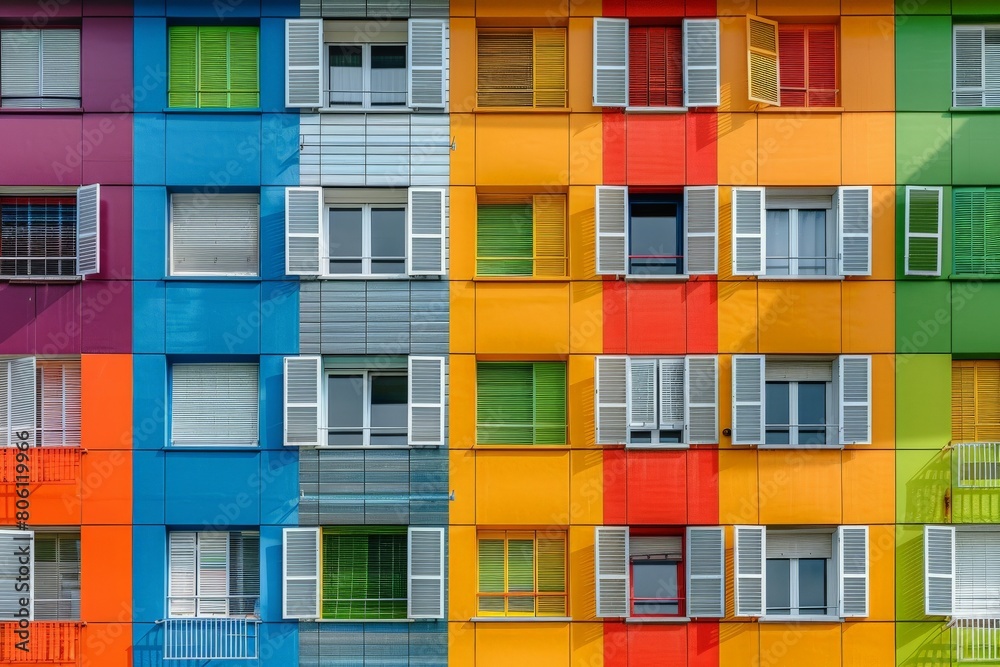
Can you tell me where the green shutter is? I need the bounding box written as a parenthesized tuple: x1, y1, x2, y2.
(168, 27, 198, 107)
(533, 362, 567, 445)
(198, 27, 230, 108)
(477, 537, 506, 614)
(955, 188, 986, 275)
(477, 202, 533, 276)
(321, 528, 406, 620)
(506, 538, 536, 614)
(987, 189, 1000, 275)
(168, 26, 259, 109)
(227, 27, 260, 108)
(476, 363, 533, 444)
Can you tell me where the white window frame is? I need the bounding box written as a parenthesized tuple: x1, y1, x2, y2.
(324, 368, 408, 448)
(324, 202, 408, 278)
(764, 547, 836, 619)
(326, 40, 408, 110)
(953, 25, 1000, 108)
(0, 28, 81, 109)
(168, 531, 260, 620)
(168, 193, 260, 277)
(764, 374, 836, 447)
(764, 202, 837, 277)
(627, 357, 685, 447)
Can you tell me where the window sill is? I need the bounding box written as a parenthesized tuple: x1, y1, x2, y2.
(313, 107, 435, 114)
(624, 616, 690, 624)
(318, 274, 414, 281)
(312, 444, 421, 450)
(950, 106, 1000, 112)
(309, 618, 416, 623)
(950, 274, 1000, 280)
(753, 274, 845, 281)
(5, 276, 82, 284)
(0, 107, 83, 114)
(165, 275, 260, 281)
(163, 108, 263, 114)
(624, 444, 691, 451)
(625, 106, 688, 114)
(472, 445, 569, 450)
(473, 107, 570, 114)
(756, 106, 843, 113)
(470, 617, 571, 623)
(623, 274, 692, 282)
(758, 615, 843, 623)
(472, 276, 569, 282)
(756, 444, 845, 450)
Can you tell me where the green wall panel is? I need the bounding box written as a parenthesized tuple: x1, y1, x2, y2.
(897, 113, 953, 184)
(896, 0, 952, 15)
(951, 282, 1000, 353)
(952, 114, 1000, 184)
(896, 620, 952, 667)
(895, 16, 953, 112)
(897, 282, 953, 353)
(952, 0, 1000, 14)
(896, 354, 951, 450)
(897, 449, 951, 524)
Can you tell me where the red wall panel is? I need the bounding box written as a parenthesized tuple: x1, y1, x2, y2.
(626, 114, 686, 185)
(603, 449, 628, 525)
(686, 448, 720, 525)
(686, 280, 718, 353)
(603, 280, 628, 354)
(686, 112, 718, 185)
(626, 450, 688, 525)
(626, 282, 687, 354)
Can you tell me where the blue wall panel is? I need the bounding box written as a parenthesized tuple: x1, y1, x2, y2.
(261, 186, 289, 280)
(261, 281, 299, 355)
(163, 282, 262, 354)
(133, 527, 167, 624)
(260, 354, 286, 449)
(260, 113, 300, 185)
(166, 0, 262, 17)
(133, 187, 167, 280)
(261, 0, 301, 17)
(133, 281, 166, 353)
(164, 115, 262, 186)
(164, 451, 262, 525)
(260, 449, 299, 525)
(133, 354, 168, 449)
(134, 113, 166, 184)
(133, 19, 167, 112)
(261, 20, 288, 114)
(133, 450, 167, 525)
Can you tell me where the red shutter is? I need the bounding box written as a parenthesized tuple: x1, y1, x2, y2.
(628, 25, 683, 107)
(629, 28, 650, 106)
(664, 26, 683, 108)
(647, 27, 667, 106)
(806, 25, 837, 107)
(778, 25, 806, 106)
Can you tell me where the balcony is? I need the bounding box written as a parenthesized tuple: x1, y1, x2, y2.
(954, 442, 1000, 489)
(952, 616, 1000, 662)
(0, 622, 82, 664)
(0, 447, 83, 485)
(161, 617, 260, 660)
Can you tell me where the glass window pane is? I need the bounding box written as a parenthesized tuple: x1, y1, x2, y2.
(328, 375, 363, 446)
(797, 209, 828, 275)
(766, 209, 790, 275)
(370, 207, 405, 274)
(797, 558, 828, 615)
(329, 208, 363, 274)
(797, 382, 828, 445)
(370, 374, 407, 446)
(330, 45, 362, 105)
(371, 44, 406, 106)
(631, 561, 679, 615)
(765, 382, 790, 445)
(629, 201, 681, 276)
(766, 558, 791, 615)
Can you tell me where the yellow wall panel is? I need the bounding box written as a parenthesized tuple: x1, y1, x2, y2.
(717, 114, 758, 184)
(718, 448, 759, 524)
(568, 19, 596, 113)
(568, 525, 596, 620)
(757, 281, 842, 353)
(718, 282, 758, 353)
(568, 187, 597, 280)
(842, 450, 895, 525)
(569, 0, 602, 16)
(841, 113, 895, 185)
(571, 622, 604, 667)
(718, 621, 759, 661)
(570, 450, 603, 526)
(475, 114, 570, 185)
(757, 114, 842, 185)
(569, 282, 603, 354)
(757, 0, 840, 15)
(450, 186, 476, 280)
(568, 356, 596, 448)
(476, 623, 570, 667)
(451, 113, 476, 186)
(842, 622, 896, 667)
(717, 17, 753, 112)
(476, 451, 570, 525)
(451, 281, 476, 354)
(450, 18, 476, 112)
(759, 624, 841, 667)
(475, 0, 570, 19)
(872, 185, 896, 281)
(449, 525, 478, 620)
(449, 623, 476, 665)
(841, 0, 895, 13)
(867, 525, 896, 622)
(475, 283, 571, 354)
(450, 354, 477, 449)
(842, 281, 895, 353)
(450, 0, 475, 17)
(569, 115, 603, 187)
(872, 354, 896, 450)
(841, 18, 895, 113)
(450, 449, 477, 525)
(758, 449, 842, 525)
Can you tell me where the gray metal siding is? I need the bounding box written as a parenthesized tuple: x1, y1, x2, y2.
(298, 620, 448, 667)
(301, 0, 449, 17)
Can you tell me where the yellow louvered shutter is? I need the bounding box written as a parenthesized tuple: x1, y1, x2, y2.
(536, 533, 567, 617)
(953, 361, 1000, 442)
(533, 194, 566, 277)
(477, 31, 533, 107)
(533, 28, 566, 108)
(747, 15, 780, 106)
(953, 363, 976, 443)
(977, 363, 1000, 440)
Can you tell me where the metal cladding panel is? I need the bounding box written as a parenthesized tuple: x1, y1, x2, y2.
(410, 281, 449, 355)
(302, 0, 448, 16)
(319, 282, 366, 353)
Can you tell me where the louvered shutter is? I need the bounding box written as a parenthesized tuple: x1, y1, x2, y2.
(1, 30, 40, 105)
(593, 18, 628, 107)
(409, 19, 447, 108)
(659, 358, 685, 432)
(534, 194, 566, 277)
(408, 356, 445, 447)
(198, 27, 229, 108)
(685, 186, 718, 274)
(954, 188, 984, 275)
(76, 184, 100, 276)
(595, 527, 628, 618)
(477, 32, 533, 107)
(0, 530, 32, 621)
(628, 358, 657, 429)
(408, 527, 445, 619)
(747, 16, 780, 106)
(477, 363, 533, 445)
(766, 532, 832, 558)
(197, 533, 229, 616)
(807, 26, 837, 107)
(171, 194, 259, 276)
(629, 27, 650, 106)
(39, 30, 80, 107)
(168, 27, 198, 107)
(732, 187, 765, 275)
(9, 357, 36, 448)
(169, 532, 197, 617)
(685, 356, 718, 445)
(954, 26, 985, 107)
(171, 364, 259, 446)
(286, 19, 323, 108)
(778, 25, 805, 106)
(226, 28, 260, 107)
(838, 355, 871, 445)
(924, 525, 955, 616)
(683, 19, 720, 107)
(283, 527, 321, 619)
(595, 357, 627, 445)
(534, 29, 567, 108)
(39, 361, 81, 447)
(734, 525, 765, 617)
(838, 186, 872, 276)
(285, 187, 323, 276)
(596, 186, 627, 275)
(838, 526, 869, 618)
(687, 527, 724, 618)
(283, 356, 322, 447)
(533, 363, 567, 446)
(476, 197, 533, 276)
(407, 187, 446, 276)
(732, 355, 765, 445)
(905, 186, 943, 276)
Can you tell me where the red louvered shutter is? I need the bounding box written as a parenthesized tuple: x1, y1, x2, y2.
(628, 25, 683, 107)
(629, 28, 650, 106)
(664, 26, 683, 108)
(806, 25, 837, 107)
(778, 25, 806, 106)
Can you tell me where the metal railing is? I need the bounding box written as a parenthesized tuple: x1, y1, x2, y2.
(763, 423, 840, 446)
(0, 446, 83, 484)
(955, 442, 1000, 489)
(161, 617, 260, 661)
(951, 616, 1000, 662)
(0, 622, 81, 663)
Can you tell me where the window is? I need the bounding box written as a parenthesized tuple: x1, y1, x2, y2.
(735, 526, 869, 619)
(953, 361, 1000, 443)
(592, 18, 719, 108)
(169, 26, 259, 108)
(283, 356, 445, 448)
(954, 25, 1000, 107)
(170, 194, 259, 276)
(476, 362, 566, 446)
(330, 42, 406, 108)
(477, 530, 566, 617)
(746, 16, 838, 107)
(594, 356, 718, 448)
(731, 355, 871, 447)
(954, 188, 1000, 276)
(328, 204, 405, 276)
(0, 531, 81, 621)
(0, 186, 100, 279)
(171, 364, 259, 447)
(0, 357, 80, 448)
(476, 195, 566, 277)
(168, 531, 259, 618)
(596, 186, 717, 277)
(630, 535, 684, 616)
(925, 525, 1000, 618)
(0, 28, 80, 109)
(282, 526, 444, 620)
(732, 187, 871, 277)
(477, 29, 566, 108)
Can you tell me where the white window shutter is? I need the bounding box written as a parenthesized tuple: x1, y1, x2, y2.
(1, 30, 41, 101)
(659, 358, 685, 432)
(685, 356, 718, 445)
(954, 26, 985, 107)
(283, 527, 321, 619)
(171, 194, 260, 276)
(595, 356, 627, 445)
(838, 186, 872, 276)
(732, 187, 765, 275)
(925, 525, 955, 616)
(285, 187, 323, 276)
(838, 355, 871, 446)
(39, 361, 81, 447)
(408, 19, 447, 109)
(904, 186, 943, 277)
(171, 364, 260, 446)
(168, 532, 197, 617)
(76, 184, 100, 276)
(8, 357, 37, 448)
(0, 530, 32, 621)
(285, 19, 323, 108)
(747, 15, 780, 106)
(40, 30, 80, 103)
(628, 358, 657, 429)
(407, 187, 446, 276)
(685, 186, 718, 275)
(732, 355, 765, 445)
(734, 525, 765, 617)
(593, 18, 628, 107)
(594, 526, 629, 617)
(596, 186, 627, 274)
(197, 533, 229, 616)
(283, 356, 322, 447)
(687, 527, 724, 618)
(683, 19, 720, 107)
(837, 526, 869, 618)
(408, 356, 445, 447)
(408, 527, 445, 619)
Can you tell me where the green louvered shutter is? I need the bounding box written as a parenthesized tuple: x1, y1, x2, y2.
(322, 528, 406, 620)
(987, 189, 1000, 275)
(477, 535, 506, 614)
(168, 27, 198, 107)
(476, 200, 533, 276)
(228, 27, 260, 108)
(533, 362, 567, 445)
(955, 188, 986, 275)
(476, 363, 533, 444)
(198, 27, 230, 107)
(507, 537, 536, 614)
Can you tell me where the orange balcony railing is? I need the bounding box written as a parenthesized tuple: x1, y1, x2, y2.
(0, 622, 82, 664)
(0, 448, 83, 485)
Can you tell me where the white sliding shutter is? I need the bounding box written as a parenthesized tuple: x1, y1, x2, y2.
(0, 530, 32, 621)
(407, 187, 446, 276)
(685, 356, 718, 445)
(687, 527, 724, 618)
(659, 358, 685, 432)
(283, 356, 322, 447)
(285, 19, 323, 108)
(197, 533, 229, 616)
(732, 355, 765, 445)
(685, 186, 718, 275)
(76, 184, 100, 276)
(285, 187, 323, 276)
(596, 186, 627, 274)
(170, 194, 259, 276)
(683, 19, 720, 107)
(734, 525, 765, 617)
(408, 356, 445, 447)
(837, 526, 869, 618)
(954, 26, 985, 107)
(40, 30, 80, 106)
(594, 527, 629, 617)
(171, 364, 259, 446)
(732, 187, 765, 275)
(838, 355, 871, 445)
(593, 18, 628, 107)
(628, 358, 657, 429)
(168, 532, 197, 617)
(8, 357, 37, 448)
(1, 30, 41, 103)
(408, 19, 447, 109)
(595, 356, 627, 445)
(924, 525, 955, 616)
(904, 186, 943, 276)
(408, 527, 445, 619)
(283, 527, 321, 619)
(838, 186, 872, 276)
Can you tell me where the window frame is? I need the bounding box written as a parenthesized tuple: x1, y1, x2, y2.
(627, 193, 686, 278)
(476, 27, 567, 109)
(953, 24, 1000, 108)
(475, 361, 568, 447)
(169, 363, 260, 448)
(167, 530, 260, 620)
(476, 530, 568, 618)
(325, 41, 408, 110)
(0, 27, 81, 110)
(324, 202, 408, 278)
(764, 554, 835, 618)
(168, 193, 260, 278)
(628, 533, 685, 618)
(323, 368, 408, 448)
(764, 196, 836, 278)
(764, 375, 836, 447)
(0, 195, 77, 279)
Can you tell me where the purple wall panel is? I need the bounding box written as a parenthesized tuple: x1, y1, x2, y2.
(82, 0, 134, 16)
(82, 18, 134, 112)
(81, 281, 132, 353)
(99, 185, 133, 279)
(0, 116, 83, 185)
(0, 0, 81, 19)
(0, 286, 36, 354)
(82, 114, 133, 185)
(35, 284, 82, 355)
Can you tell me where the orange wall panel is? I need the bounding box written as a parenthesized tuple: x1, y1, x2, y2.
(759, 623, 841, 666)
(449, 354, 476, 449)
(569, 356, 598, 449)
(570, 282, 604, 353)
(757, 449, 843, 525)
(475, 114, 570, 186)
(841, 0, 894, 13)
(757, 281, 842, 354)
(568, 527, 597, 620)
(871, 185, 897, 281)
(625, 451, 688, 525)
(475, 0, 573, 18)
(568, 19, 597, 113)
(717, 113, 758, 186)
(842, 281, 895, 353)
(449, 186, 476, 281)
(475, 283, 571, 354)
(717, 17, 753, 113)
(9, 484, 80, 526)
(80, 450, 131, 525)
(842, 450, 895, 525)
(475, 451, 570, 525)
(448, 525, 477, 619)
(81, 621, 132, 667)
(756, 0, 840, 15)
(450, 281, 476, 354)
(757, 113, 842, 186)
(625, 114, 686, 186)
(81, 525, 130, 622)
(449, 450, 476, 525)
(476, 623, 571, 667)
(81, 354, 131, 450)
(451, 113, 476, 185)
(687, 448, 720, 525)
(687, 112, 719, 185)
(841, 17, 895, 113)
(717, 282, 758, 353)
(867, 525, 896, 622)
(571, 623, 604, 666)
(569, 186, 598, 281)
(570, 451, 603, 525)
(841, 113, 895, 185)
(449, 18, 475, 112)
(872, 354, 896, 450)
(570, 114, 604, 187)
(717, 621, 759, 663)
(718, 448, 758, 524)
(842, 622, 897, 667)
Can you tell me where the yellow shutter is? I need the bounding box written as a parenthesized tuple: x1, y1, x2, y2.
(747, 15, 780, 106)
(533, 28, 566, 108)
(953, 361, 1000, 442)
(953, 362, 976, 442)
(477, 31, 533, 107)
(535, 533, 567, 616)
(533, 194, 566, 277)
(976, 362, 1000, 440)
